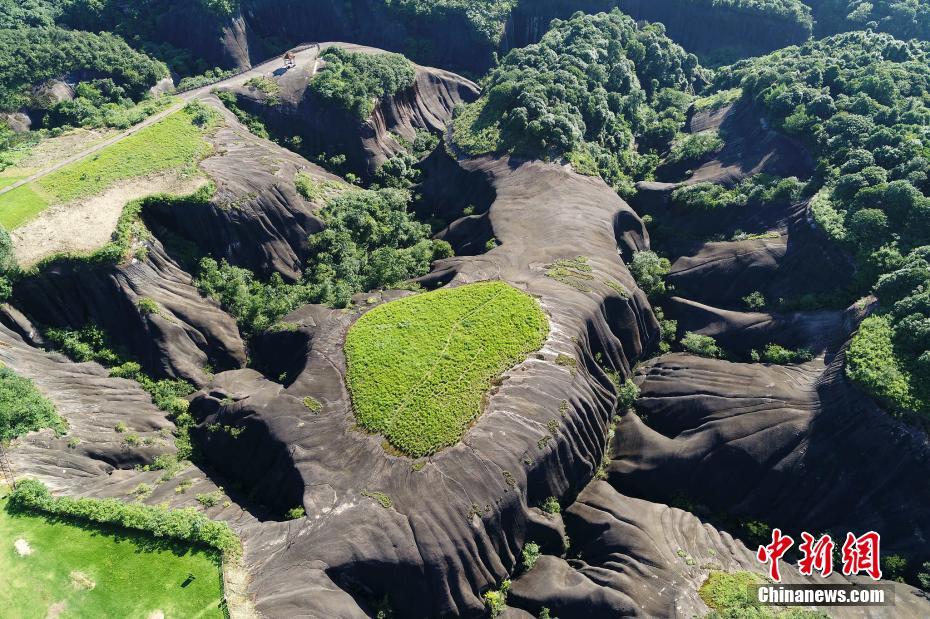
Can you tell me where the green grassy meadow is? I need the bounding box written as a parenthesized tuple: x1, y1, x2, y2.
(0, 106, 214, 230)
(344, 281, 549, 457)
(0, 184, 48, 230)
(0, 496, 225, 619)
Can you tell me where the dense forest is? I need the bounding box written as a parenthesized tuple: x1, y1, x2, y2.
(454, 10, 703, 196)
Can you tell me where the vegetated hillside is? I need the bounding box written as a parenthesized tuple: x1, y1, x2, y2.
(714, 31, 930, 417)
(505, 0, 813, 64)
(21, 0, 820, 87)
(808, 0, 930, 40)
(454, 9, 704, 196)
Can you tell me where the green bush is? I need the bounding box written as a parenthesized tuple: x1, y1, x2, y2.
(671, 175, 803, 211)
(483, 579, 511, 618)
(541, 496, 560, 515)
(754, 343, 813, 365)
(629, 251, 671, 297)
(681, 332, 723, 358)
(522, 541, 540, 571)
(0, 223, 15, 272)
(742, 291, 767, 309)
(616, 379, 639, 410)
(284, 506, 305, 520)
(8, 479, 240, 555)
(846, 314, 920, 415)
(0, 365, 66, 442)
(667, 131, 724, 164)
(310, 47, 415, 120)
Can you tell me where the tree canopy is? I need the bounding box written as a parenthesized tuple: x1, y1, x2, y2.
(310, 46, 417, 120)
(713, 31, 930, 416)
(453, 9, 703, 196)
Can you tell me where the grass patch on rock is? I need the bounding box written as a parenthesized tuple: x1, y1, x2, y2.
(0, 495, 225, 618)
(37, 105, 214, 204)
(345, 281, 548, 457)
(0, 365, 67, 443)
(699, 570, 827, 618)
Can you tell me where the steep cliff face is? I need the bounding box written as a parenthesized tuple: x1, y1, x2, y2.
(242, 0, 497, 74)
(13, 240, 246, 385)
(226, 43, 479, 179)
(139, 0, 500, 75)
(144, 98, 335, 281)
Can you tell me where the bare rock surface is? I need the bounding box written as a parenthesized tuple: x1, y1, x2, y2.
(610, 345, 930, 564)
(13, 239, 245, 385)
(0, 321, 174, 484)
(507, 482, 930, 618)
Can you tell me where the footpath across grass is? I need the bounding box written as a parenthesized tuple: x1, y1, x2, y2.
(0, 494, 225, 618)
(0, 103, 216, 230)
(345, 281, 549, 457)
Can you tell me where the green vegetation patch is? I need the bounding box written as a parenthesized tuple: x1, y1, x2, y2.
(345, 281, 548, 457)
(0, 493, 225, 618)
(699, 570, 828, 618)
(311, 46, 416, 120)
(386, 0, 517, 41)
(452, 9, 702, 197)
(847, 313, 921, 415)
(0, 365, 66, 442)
(0, 103, 216, 231)
(670, 175, 804, 211)
(0, 184, 48, 230)
(198, 186, 452, 333)
(37, 104, 216, 203)
(0, 26, 166, 112)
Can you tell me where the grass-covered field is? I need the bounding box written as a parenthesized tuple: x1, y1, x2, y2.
(0, 495, 225, 618)
(0, 104, 216, 230)
(0, 184, 48, 230)
(344, 281, 548, 457)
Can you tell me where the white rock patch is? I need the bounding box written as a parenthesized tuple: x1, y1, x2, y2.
(14, 538, 32, 556)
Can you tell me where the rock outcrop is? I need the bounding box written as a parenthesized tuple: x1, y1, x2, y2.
(507, 481, 930, 618)
(186, 146, 659, 616)
(145, 97, 336, 281)
(226, 43, 480, 179)
(13, 239, 245, 385)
